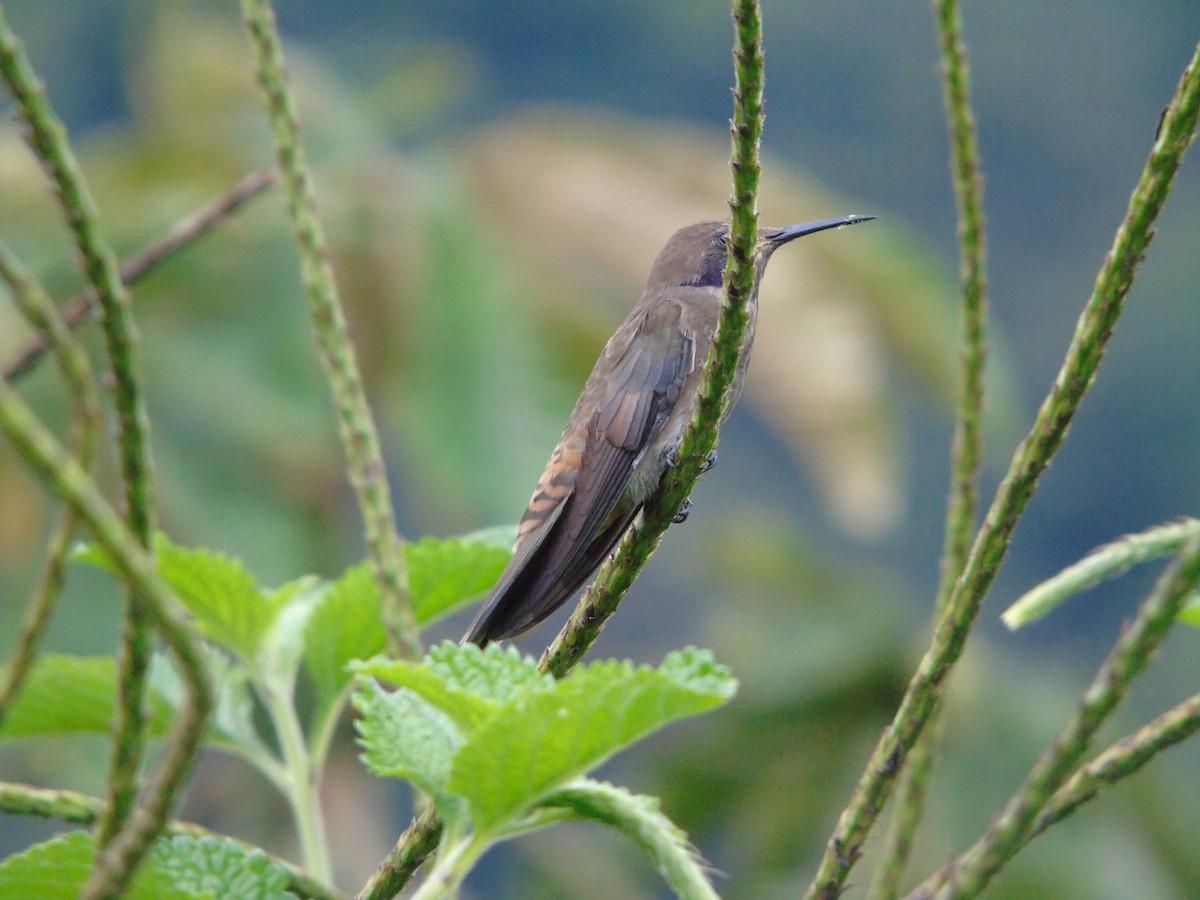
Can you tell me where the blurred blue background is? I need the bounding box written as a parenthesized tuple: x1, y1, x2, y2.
(1, 2, 1198, 897)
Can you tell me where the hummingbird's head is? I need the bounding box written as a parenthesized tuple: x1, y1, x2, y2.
(647, 215, 875, 290)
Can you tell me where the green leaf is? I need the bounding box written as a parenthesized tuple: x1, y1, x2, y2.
(353, 642, 551, 732)
(542, 779, 718, 900)
(149, 834, 297, 900)
(0, 655, 173, 743)
(1178, 592, 1200, 628)
(352, 679, 463, 803)
(154, 535, 278, 663)
(405, 527, 515, 626)
(0, 831, 205, 899)
(257, 576, 324, 691)
(449, 648, 736, 834)
(304, 563, 389, 708)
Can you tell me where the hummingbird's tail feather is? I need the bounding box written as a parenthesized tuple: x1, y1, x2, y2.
(462, 499, 640, 646)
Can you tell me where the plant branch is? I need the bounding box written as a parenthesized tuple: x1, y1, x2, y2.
(869, 3, 988, 895)
(238, 0, 419, 661)
(0, 781, 344, 900)
(0, 378, 213, 899)
(1032, 691, 1200, 838)
(0, 6, 161, 876)
(3, 167, 279, 383)
(1003, 517, 1200, 628)
(805, 36, 1200, 900)
(907, 536, 1200, 898)
(538, 0, 765, 680)
(355, 3, 767, 895)
(0, 238, 102, 728)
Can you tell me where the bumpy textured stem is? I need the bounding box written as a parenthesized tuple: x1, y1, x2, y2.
(539, 0, 764, 679)
(0, 239, 102, 729)
(869, 2, 988, 896)
(356, 3, 767, 895)
(239, 0, 420, 660)
(806, 37, 1200, 900)
(0, 5, 158, 875)
(908, 536, 1200, 898)
(0, 379, 212, 900)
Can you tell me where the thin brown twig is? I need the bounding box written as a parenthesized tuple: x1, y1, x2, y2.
(4, 166, 279, 382)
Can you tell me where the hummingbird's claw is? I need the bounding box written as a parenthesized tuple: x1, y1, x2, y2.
(665, 444, 682, 469)
(672, 498, 693, 524)
(701, 450, 718, 473)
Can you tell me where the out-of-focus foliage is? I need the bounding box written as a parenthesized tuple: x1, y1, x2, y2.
(1, 3, 1198, 899)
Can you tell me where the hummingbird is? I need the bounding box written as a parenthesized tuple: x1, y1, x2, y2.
(463, 214, 874, 646)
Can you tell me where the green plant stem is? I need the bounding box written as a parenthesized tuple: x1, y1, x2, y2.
(238, 0, 420, 661)
(907, 536, 1200, 898)
(805, 37, 1200, 900)
(0, 781, 344, 900)
(1003, 517, 1200, 628)
(5, 166, 278, 383)
(406, 835, 484, 900)
(0, 239, 102, 729)
(869, 3, 988, 896)
(0, 379, 212, 899)
(539, 0, 765, 680)
(0, 6, 159, 875)
(1032, 691, 1200, 837)
(262, 680, 332, 883)
(356, 4, 767, 894)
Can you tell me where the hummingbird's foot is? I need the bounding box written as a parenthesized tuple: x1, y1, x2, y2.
(672, 498, 693, 524)
(665, 447, 718, 472)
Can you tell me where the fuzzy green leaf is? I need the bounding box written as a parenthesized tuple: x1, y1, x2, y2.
(0, 655, 174, 743)
(148, 834, 297, 900)
(405, 527, 515, 626)
(449, 648, 736, 833)
(352, 678, 463, 801)
(353, 642, 551, 732)
(304, 563, 389, 708)
(154, 535, 278, 663)
(542, 779, 718, 900)
(0, 831, 203, 899)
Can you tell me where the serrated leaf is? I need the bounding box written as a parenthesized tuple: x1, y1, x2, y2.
(542, 779, 718, 900)
(449, 648, 736, 833)
(405, 527, 515, 626)
(154, 535, 277, 663)
(149, 834, 296, 900)
(0, 656, 174, 743)
(0, 831, 204, 899)
(353, 678, 464, 800)
(304, 563, 389, 709)
(353, 643, 551, 732)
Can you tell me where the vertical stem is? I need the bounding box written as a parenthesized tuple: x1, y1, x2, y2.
(264, 682, 332, 883)
(357, 3, 768, 894)
(805, 37, 1200, 900)
(0, 240, 102, 728)
(869, 1, 987, 895)
(0, 3, 156, 869)
(908, 537, 1200, 898)
(238, 0, 420, 660)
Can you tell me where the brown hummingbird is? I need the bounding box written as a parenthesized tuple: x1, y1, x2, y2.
(463, 215, 874, 646)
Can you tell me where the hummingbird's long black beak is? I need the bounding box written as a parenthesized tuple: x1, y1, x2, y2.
(764, 214, 876, 246)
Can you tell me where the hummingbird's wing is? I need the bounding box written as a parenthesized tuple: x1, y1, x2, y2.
(463, 294, 699, 645)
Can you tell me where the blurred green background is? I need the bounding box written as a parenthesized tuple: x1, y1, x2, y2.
(1, 2, 1198, 897)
